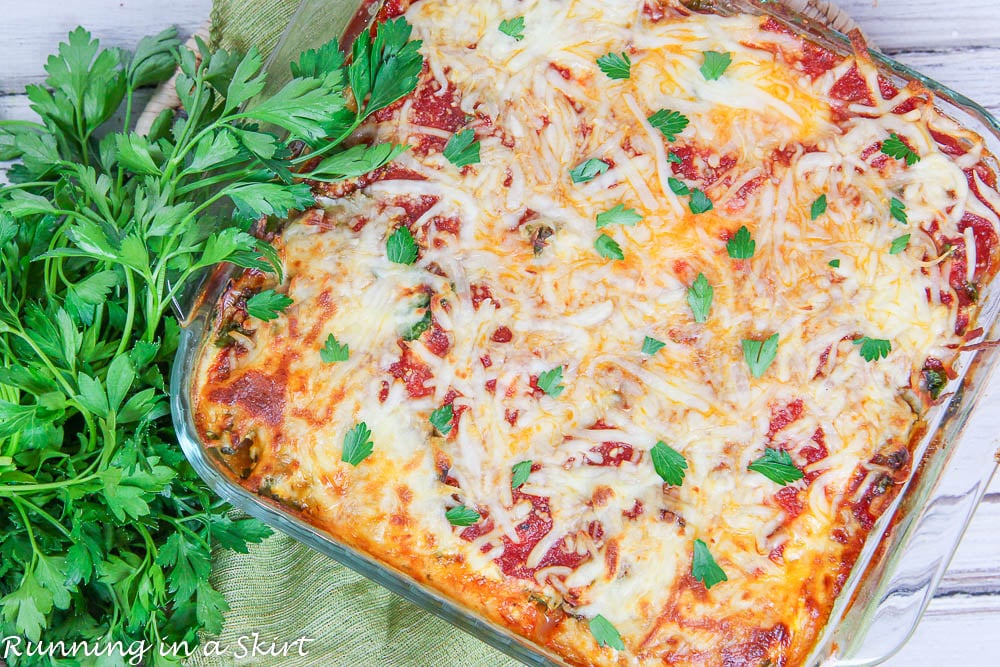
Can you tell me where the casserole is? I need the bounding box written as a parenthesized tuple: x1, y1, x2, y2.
(172, 0, 1000, 664)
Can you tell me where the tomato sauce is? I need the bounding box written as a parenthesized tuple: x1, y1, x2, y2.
(388, 344, 434, 398)
(766, 399, 804, 441)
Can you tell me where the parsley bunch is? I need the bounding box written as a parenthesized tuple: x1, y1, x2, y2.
(0, 19, 421, 662)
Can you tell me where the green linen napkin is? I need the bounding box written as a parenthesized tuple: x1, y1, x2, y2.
(190, 2, 515, 665)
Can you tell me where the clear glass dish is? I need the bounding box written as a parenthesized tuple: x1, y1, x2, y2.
(170, 1, 1000, 664)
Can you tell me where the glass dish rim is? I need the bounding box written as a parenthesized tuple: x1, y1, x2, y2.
(170, 1, 1000, 664)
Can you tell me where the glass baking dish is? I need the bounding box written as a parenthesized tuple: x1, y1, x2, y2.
(170, 0, 1000, 664)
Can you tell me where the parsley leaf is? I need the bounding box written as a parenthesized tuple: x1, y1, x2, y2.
(829, 258, 841, 268)
(430, 404, 454, 435)
(686, 273, 713, 323)
(443, 129, 480, 167)
(890, 197, 908, 224)
(537, 366, 566, 397)
(642, 336, 666, 355)
(700, 51, 732, 80)
(595, 233, 624, 260)
(498, 16, 525, 41)
(387, 226, 419, 264)
(597, 52, 631, 80)
(246, 290, 293, 321)
(890, 233, 910, 254)
(589, 614, 625, 651)
(342, 422, 374, 466)
(320, 334, 349, 363)
(748, 448, 804, 485)
(688, 189, 713, 214)
(569, 158, 609, 183)
(668, 176, 690, 196)
(446, 505, 481, 526)
(650, 441, 687, 486)
(667, 151, 682, 164)
(727, 225, 756, 259)
(647, 109, 689, 142)
(692, 539, 728, 589)
(742, 333, 779, 378)
(811, 194, 827, 220)
(511, 460, 533, 489)
(881, 132, 920, 166)
(854, 336, 892, 362)
(596, 204, 642, 228)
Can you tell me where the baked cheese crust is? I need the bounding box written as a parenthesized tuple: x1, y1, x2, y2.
(191, 1, 1000, 664)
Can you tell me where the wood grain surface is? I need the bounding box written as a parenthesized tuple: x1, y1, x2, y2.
(1, 1, 999, 664)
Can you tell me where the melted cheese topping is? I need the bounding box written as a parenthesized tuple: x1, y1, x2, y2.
(192, 1, 1000, 665)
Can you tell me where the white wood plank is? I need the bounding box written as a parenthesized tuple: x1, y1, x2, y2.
(837, 0, 1000, 51)
(0, 0, 211, 94)
(887, 594, 1000, 665)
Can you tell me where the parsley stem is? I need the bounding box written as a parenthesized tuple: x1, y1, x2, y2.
(0, 119, 47, 131)
(14, 496, 72, 539)
(0, 473, 101, 496)
(115, 269, 139, 357)
(289, 116, 363, 165)
(11, 497, 40, 558)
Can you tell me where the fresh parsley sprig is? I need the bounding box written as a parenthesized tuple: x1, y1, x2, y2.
(881, 133, 920, 166)
(597, 52, 632, 80)
(748, 448, 804, 485)
(692, 539, 728, 589)
(650, 441, 687, 486)
(570, 158, 609, 183)
(0, 19, 423, 653)
(686, 273, 713, 323)
(443, 129, 480, 167)
(648, 109, 689, 142)
(742, 333, 779, 378)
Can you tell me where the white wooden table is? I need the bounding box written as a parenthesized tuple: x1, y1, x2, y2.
(2, 1, 999, 664)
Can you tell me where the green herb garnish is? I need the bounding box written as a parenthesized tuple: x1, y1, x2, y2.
(446, 505, 481, 526)
(742, 333, 779, 378)
(246, 290, 293, 321)
(650, 441, 688, 486)
(692, 539, 728, 589)
(686, 273, 713, 323)
(320, 334, 350, 362)
(597, 52, 631, 80)
(642, 336, 666, 355)
(748, 448, 804, 485)
(854, 336, 892, 362)
(595, 233, 625, 260)
(881, 132, 920, 166)
(596, 204, 642, 228)
(688, 189, 713, 214)
(430, 404, 454, 435)
(537, 366, 566, 397)
(811, 194, 827, 220)
(589, 614, 625, 651)
(498, 16, 525, 41)
(511, 460, 533, 489)
(890, 234, 910, 254)
(727, 225, 756, 259)
(700, 51, 732, 80)
(668, 177, 690, 196)
(443, 128, 480, 167)
(387, 226, 419, 264)
(342, 422, 375, 466)
(647, 109, 689, 142)
(569, 158, 610, 183)
(890, 197, 908, 224)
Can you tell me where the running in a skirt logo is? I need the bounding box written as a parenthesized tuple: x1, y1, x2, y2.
(0, 633, 314, 664)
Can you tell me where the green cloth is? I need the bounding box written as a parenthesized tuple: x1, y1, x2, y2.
(194, 2, 515, 665)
